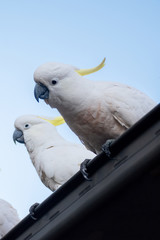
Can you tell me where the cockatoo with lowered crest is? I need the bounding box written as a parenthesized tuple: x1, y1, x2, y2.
(0, 199, 20, 238)
(33, 58, 156, 156)
(13, 115, 95, 190)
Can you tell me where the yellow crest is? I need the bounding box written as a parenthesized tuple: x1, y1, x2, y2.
(76, 58, 106, 76)
(38, 116, 65, 126)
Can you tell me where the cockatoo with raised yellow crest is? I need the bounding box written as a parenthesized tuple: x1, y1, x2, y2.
(13, 115, 95, 191)
(34, 58, 156, 157)
(0, 199, 20, 238)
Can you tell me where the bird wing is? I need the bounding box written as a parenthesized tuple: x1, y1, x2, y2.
(102, 82, 156, 128)
(37, 143, 95, 190)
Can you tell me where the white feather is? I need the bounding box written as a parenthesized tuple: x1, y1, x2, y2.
(0, 199, 20, 238)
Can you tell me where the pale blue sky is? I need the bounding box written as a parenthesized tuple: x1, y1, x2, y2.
(0, 0, 160, 219)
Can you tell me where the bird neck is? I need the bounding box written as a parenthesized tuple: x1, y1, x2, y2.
(57, 78, 95, 115)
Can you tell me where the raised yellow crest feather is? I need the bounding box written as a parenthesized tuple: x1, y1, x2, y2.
(76, 58, 106, 76)
(37, 116, 65, 126)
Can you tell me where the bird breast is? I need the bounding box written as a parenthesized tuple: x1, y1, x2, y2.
(65, 102, 126, 154)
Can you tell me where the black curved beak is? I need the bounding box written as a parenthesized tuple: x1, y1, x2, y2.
(13, 129, 25, 144)
(34, 83, 49, 102)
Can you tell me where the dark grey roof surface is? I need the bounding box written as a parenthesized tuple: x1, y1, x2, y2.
(2, 104, 160, 240)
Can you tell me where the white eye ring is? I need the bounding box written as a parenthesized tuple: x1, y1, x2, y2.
(24, 124, 30, 129)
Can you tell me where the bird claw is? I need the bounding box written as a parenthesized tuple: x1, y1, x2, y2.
(29, 202, 40, 220)
(102, 139, 115, 159)
(80, 159, 92, 181)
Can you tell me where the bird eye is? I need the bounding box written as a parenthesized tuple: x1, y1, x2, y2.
(52, 80, 57, 85)
(24, 124, 30, 129)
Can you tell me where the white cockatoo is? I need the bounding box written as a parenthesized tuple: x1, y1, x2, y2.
(33, 58, 156, 155)
(13, 115, 95, 190)
(0, 199, 20, 238)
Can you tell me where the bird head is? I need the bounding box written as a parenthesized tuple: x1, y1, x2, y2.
(34, 58, 106, 108)
(13, 115, 65, 145)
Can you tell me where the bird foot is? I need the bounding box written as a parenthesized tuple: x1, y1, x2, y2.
(29, 202, 40, 220)
(80, 159, 92, 181)
(102, 139, 115, 159)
